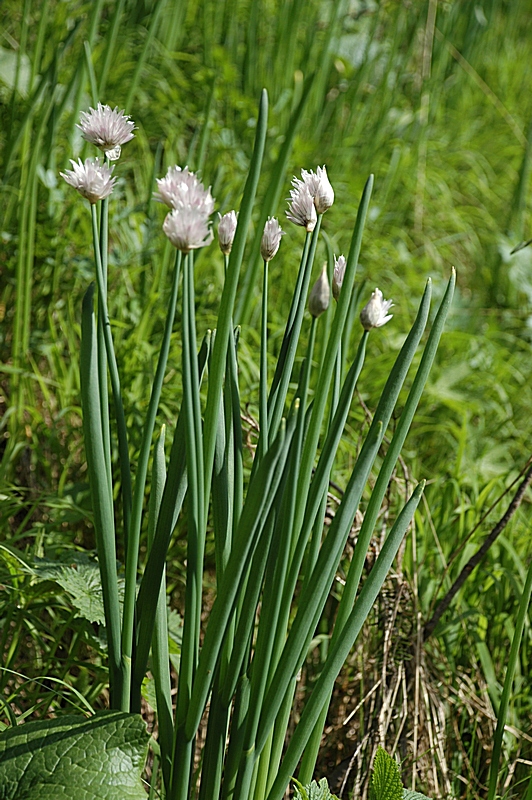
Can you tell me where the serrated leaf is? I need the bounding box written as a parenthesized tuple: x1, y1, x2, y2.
(370, 748, 403, 800)
(403, 790, 433, 800)
(0, 712, 149, 800)
(293, 778, 339, 800)
(33, 555, 125, 625)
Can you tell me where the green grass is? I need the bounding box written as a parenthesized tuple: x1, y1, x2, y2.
(2, 0, 532, 796)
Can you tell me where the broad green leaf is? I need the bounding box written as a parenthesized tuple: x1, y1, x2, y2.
(369, 748, 403, 800)
(0, 712, 149, 800)
(292, 778, 339, 800)
(32, 555, 125, 625)
(403, 791, 432, 800)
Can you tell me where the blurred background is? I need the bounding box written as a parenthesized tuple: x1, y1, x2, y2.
(1, 1, 532, 796)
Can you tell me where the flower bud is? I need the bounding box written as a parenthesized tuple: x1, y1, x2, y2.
(332, 255, 346, 301)
(260, 217, 284, 262)
(308, 264, 330, 318)
(360, 288, 393, 330)
(218, 210, 237, 255)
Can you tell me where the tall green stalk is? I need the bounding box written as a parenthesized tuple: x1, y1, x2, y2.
(121, 250, 182, 710)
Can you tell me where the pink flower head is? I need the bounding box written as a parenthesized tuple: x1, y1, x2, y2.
(286, 184, 317, 231)
(163, 207, 214, 252)
(77, 103, 136, 160)
(154, 165, 214, 215)
(291, 165, 334, 214)
(60, 157, 116, 204)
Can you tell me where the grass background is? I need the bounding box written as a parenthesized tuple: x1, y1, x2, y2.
(1, 0, 532, 796)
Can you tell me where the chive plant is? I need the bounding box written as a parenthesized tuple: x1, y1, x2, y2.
(64, 91, 455, 800)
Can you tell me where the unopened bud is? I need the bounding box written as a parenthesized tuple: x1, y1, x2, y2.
(308, 264, 330, 318)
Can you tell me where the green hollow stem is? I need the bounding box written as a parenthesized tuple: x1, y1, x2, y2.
(290, 178, 373, 577)
(268, 224, 319, 441)
(299, 272, 455, 782)
(80, 285, 122, 707)
(186, 418, 296, 741)
(148, 426, 173, 793)
(202, 89, 268, 515)
(255, 272, 431, 759)
(487, 553, 532, 800)
(90, 204, 132, 570)
(170, 251, 205, 800)
(97, 193, 113, 512)
(121, 250, 182, 711)
(259, 259, 269, 460)
(266, 483, 426, 800)
(132, 333, 211, 702)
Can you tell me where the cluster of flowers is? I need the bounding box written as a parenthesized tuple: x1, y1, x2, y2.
(60, 103, 392, 330)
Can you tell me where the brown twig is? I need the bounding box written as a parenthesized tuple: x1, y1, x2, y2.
(423, 462, 532, 640)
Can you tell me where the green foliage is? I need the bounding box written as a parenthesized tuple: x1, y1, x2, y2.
(292, 777, 339, 800)
(1, 0, 532, 797)
(0, 711, 149, 800)
(32, 553, 124, 626)
(369, 749, 431, 800)
(369, 749, 404, 800)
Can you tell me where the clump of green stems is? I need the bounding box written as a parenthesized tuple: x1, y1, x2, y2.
(75, 90, 454, 800)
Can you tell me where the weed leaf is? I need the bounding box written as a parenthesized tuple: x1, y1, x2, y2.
(293, 777, 339, 800)
(0, 712, 149, 799)
(369, 748, 403, 800)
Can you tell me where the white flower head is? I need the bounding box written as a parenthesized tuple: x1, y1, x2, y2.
(60, 157, 116, 204)
(292, 165, 334, 215)
(163, 207, 213, 252)
(218, 210, 238, 255)
(77, 103, 136, 160)
(260, 217, 284, 262)
(332, 255, 346, 301)
(286, 185, 317, 231)
(154, 165, 214, 216)
(308, 264, 330, 318)
(360, 288, 393, 330)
